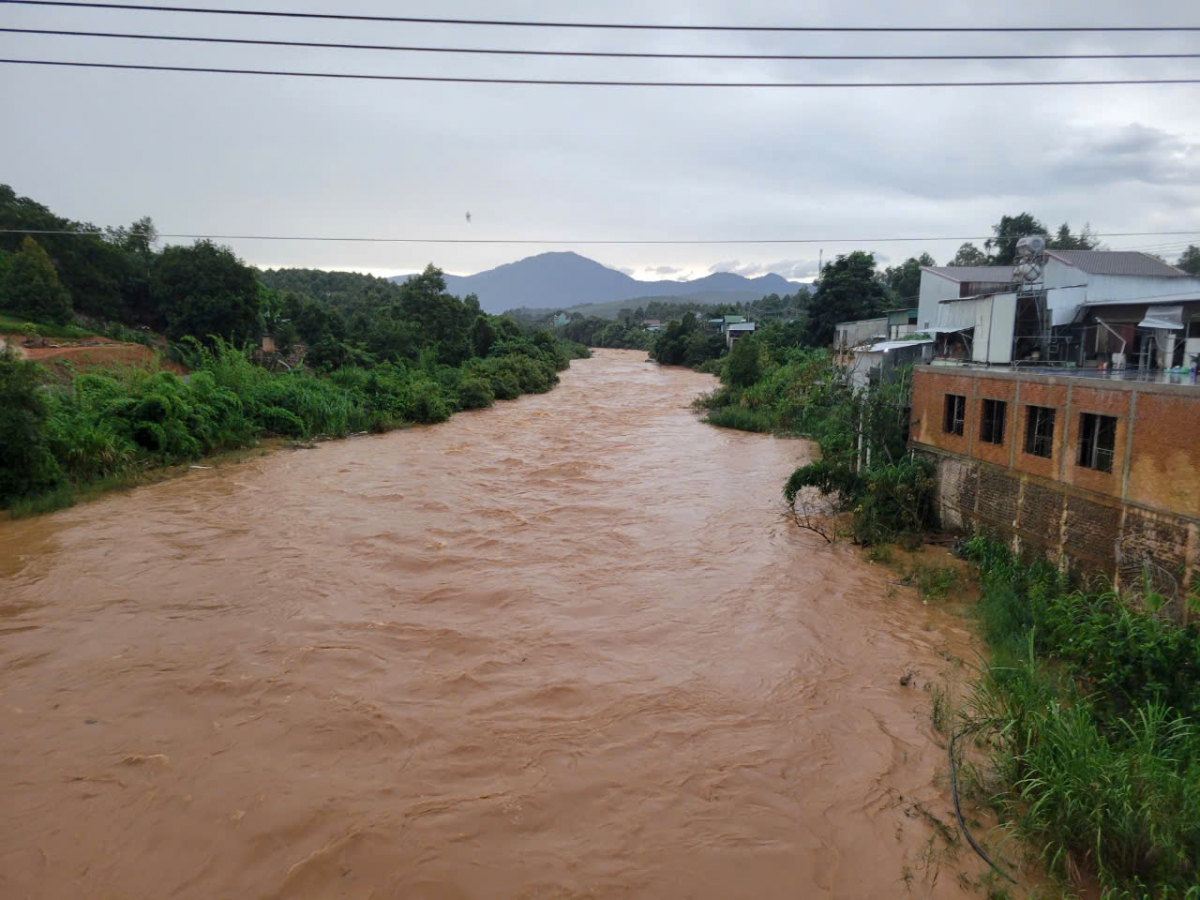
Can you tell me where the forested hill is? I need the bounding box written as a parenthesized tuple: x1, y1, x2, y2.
(390, 251, 801, 313)
(258, 267, 408, 319)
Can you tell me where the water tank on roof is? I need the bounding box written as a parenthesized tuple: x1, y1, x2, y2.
(1013, 235, 1047, 290)
(1016, 235, 1046, 259)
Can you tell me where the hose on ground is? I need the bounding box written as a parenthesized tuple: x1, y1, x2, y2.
(949, 726, 1018, 885)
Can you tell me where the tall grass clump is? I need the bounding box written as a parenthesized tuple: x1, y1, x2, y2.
(705, 405, 772, 433)
(959, 537, 1200, 898)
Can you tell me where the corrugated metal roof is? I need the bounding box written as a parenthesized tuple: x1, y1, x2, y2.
(865, 338, 936, 353)
(922, 265, 1017, 283)
(1047, 250, 1188, 277)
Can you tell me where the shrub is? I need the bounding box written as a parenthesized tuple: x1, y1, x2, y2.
(705, 406, 772, 433)
(962, 539, 1200, 897)
(405, 379, 451, 424)
(257, 406, 306, 437)
(0, 348, 61, 502)
(457, 376, 495, 410)
(3, 330, 585, 511)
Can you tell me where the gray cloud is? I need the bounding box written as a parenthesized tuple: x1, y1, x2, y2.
(1, 0, 1196, 280)
(712, 259, 820, 281)
(1047, 124, 1198, 187)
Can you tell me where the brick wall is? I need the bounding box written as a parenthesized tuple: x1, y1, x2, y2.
(912, 367, 1200, 603)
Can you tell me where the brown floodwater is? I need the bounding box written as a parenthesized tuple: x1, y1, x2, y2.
(0, 349, 986, 899)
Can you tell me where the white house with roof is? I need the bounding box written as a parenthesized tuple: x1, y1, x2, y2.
(916, 250, 1200, 370)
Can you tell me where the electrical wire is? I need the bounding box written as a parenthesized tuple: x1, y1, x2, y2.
(3, 1, 1199, 33)
(5, 28, 1200, 62)
(5, 58, 1200, 87)
(4, 228, 1199, 245)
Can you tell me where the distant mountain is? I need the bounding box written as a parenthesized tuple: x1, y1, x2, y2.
(390, 252, 803, 314)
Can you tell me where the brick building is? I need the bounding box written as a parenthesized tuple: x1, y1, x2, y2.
(910, 365, 1200, 612)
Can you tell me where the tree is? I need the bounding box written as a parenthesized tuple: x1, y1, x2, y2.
(1, 236, 73, 324)
(0, 347, 60, 503)
(397, 265, 479, 366)
(651, 312, 699, 365)
(881, 253, 935, 305)
(152, 240, 261, 344)
(801, 251, 889, 348)
(950, 242, 988, 266)
(1177, 245, 1200, 276)
(985, 213, 1049, 265)
(470, 314, 497, 358)
(725, 334, 765, 388)
(0, 185, 132, 321)
(985, 213, 1102, 265)
(1050, 222, 1101, 251)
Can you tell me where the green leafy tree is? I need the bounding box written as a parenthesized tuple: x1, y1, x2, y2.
(986, 214, 1101, 265)
(470, 314, 498, 357)
(397, 265, 480, 366)
(985, 213, 1049, 265)
(1176, 245, 1200, 275)
(651, 312, 699, 365)
(881, 253, 935, 305)
(0, 347, 60, 502)
(0, 185, 132, 321)
(152, 240, 261, 344)
(801, 251, 889, 347)
(2, 236, 73, 324)
(950, 242, 988, 266)
(725, 334, 766, 388)
(1050, 222, 1101, 251)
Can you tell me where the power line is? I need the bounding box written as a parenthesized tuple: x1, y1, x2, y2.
(6, 28, 1200, 62)
(5, 228, 1199, 245)
(4, 1, 1199, 33)
(6, 58, 1200, 87)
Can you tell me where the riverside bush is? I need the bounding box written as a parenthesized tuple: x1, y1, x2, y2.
(704, 337, 932, 544)
(1, 334, 581, 512)
(960, 538, 1200, 897)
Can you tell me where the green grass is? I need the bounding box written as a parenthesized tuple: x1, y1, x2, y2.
(906, 562, 960, 602)
(957, 538, 1200, 898)
(0, 312, 98, 339)
(704, 405, 773, 433)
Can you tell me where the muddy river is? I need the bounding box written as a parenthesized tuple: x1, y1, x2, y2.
(1, 349, 983, 899)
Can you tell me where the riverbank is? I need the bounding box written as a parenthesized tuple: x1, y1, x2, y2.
(1, 336, 588, 518)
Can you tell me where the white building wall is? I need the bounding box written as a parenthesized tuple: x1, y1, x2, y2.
(1041, 259, 1200, 325)
(834, 317, 887, 348)
(917, 272, 963, 330)
(965, 294, 1016, 364)
(937, 297, 982, 330)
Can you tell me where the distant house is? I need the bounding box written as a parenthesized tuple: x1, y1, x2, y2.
(844, 336, 935, 390)
(642, 318, 663, 332)
(552, 313, 570, 328)
(834, 317, 887, 352)
(725, 321, 757, 349)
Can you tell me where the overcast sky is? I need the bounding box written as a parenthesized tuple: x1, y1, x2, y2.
(2, 0, 1199, 283)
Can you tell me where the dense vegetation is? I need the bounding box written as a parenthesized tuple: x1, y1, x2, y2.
(692, 324, 933, 545)
(959, 538, 1200, 899)
(0, 185, 587, 513)
(648, 312, 727, 369)
(509, 290, 811, 355)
